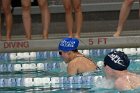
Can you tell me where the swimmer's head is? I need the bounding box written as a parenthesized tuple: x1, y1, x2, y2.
(58, 37, 79, 52)
(104, 51, 130, 71)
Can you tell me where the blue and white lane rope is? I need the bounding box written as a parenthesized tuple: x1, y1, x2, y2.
(1, 48, 140, 61)
(0, 76, 103, 88)
(0, 62, 62, 72)
(0, 60, 140, 73)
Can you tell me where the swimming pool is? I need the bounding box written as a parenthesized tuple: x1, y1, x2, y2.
(0, 48, 140, 93)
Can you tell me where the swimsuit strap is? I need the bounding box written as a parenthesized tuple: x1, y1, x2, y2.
(71, 54, 101, 76)
(74, 54, 100, 75)
(82, 55, 100, 70)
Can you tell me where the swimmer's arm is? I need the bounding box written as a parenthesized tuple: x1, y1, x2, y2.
(67, 62, 78, 76)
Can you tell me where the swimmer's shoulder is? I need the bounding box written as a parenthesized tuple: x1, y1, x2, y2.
(115, 76, 131, 90)
(69, 56, 84, 63)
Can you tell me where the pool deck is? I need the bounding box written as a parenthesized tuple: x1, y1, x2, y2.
(1, 9, 140, 52)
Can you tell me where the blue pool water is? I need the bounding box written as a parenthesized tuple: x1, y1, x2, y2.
(0, 48, 140, 93)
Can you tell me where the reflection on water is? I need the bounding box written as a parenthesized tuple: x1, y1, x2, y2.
(0, 87, 140, 93)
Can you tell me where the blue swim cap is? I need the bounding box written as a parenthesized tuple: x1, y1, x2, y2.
(58, 38, 79, 52)
(104, 51, 130, 71)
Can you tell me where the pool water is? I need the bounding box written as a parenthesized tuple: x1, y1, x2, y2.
(0, 48, 140, 93)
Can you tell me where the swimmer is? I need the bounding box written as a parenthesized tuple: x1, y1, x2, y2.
(104, 51, 140, 90)
(58, 37, 98, 76)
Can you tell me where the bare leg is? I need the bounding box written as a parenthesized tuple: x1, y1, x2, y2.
(139, 0, 140, 18)
(0, 11, 1, 40)
(114, 0, 134, 37)
(38, 0, 50, 39)
(0, 1, 1, 40)
(73, 0, 83, 38)
(62, 0, 73, 38)
(21, 0, 31, 40)
(2, 0, 12, 41)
